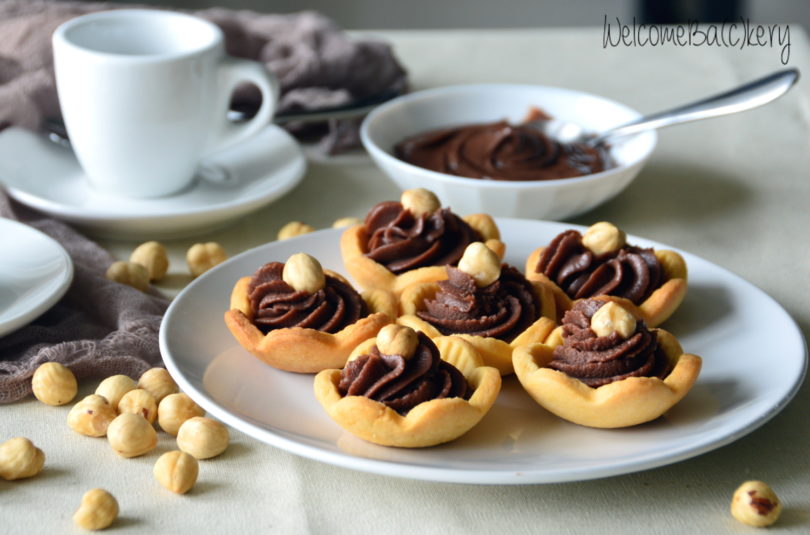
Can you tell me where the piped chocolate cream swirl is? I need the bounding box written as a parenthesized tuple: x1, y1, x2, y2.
(363, 201, 481, 274)
(338, 332, 469, 414)
(536, 229, 664, 304)
(417, 266, 541, 342)
(248, 262, 367, 334)
(548, 299, 670, 387)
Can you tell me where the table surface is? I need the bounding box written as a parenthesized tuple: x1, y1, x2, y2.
(3, 26, 810, 534)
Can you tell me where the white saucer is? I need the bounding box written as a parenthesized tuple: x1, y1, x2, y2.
(0, 126, 306, 239)
(0, 218, 73, 337)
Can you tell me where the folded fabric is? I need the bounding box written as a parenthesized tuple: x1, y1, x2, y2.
(0, 192, 168, 404)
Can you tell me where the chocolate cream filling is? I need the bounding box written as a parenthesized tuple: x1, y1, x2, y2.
(338, 332, 469, 414)
(548, 299, 670, 387)
(363, 201, 481, 274)
(247, 262, 367, 334)
(416, 266, 541, 342)
(535, 229, 664, 304)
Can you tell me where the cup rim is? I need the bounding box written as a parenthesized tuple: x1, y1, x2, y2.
(52, 9, 223, 63)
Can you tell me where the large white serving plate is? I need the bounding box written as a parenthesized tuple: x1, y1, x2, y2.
(160, 219, 806, 484)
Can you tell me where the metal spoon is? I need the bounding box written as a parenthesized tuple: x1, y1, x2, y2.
(536, 68, 800, 146)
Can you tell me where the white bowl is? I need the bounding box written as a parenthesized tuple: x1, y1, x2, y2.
(360, 84, 656, 220)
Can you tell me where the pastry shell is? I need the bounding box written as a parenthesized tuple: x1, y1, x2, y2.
(512, 326, 702, 428)
(224, 270, 397, 373)
(340, 213, 506, 296)
(313, 335, 501, 448)
(397, 281, 557, 375)
(525, 246, 687, 327)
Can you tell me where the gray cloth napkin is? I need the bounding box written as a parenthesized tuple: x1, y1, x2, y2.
(0, 192, 168, 403)
(0, 0, 408, 153)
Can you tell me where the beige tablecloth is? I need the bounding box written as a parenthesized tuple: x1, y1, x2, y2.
(3, 26, 810, 534)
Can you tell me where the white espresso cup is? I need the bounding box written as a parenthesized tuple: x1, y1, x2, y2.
(52, 9, 278, 198)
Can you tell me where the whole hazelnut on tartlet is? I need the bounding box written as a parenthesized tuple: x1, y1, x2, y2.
(225, 253, 397, 373)
(340, 188, 505, 296)
(524, 222, 687, 327)
(512, 298, 701, 428)
(396, 242, 557, 375)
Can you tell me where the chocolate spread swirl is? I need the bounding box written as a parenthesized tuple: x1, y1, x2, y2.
(535, 230, 665, 304)
(548, 299, 669, 387)
(363, 201, 481, 274)
(416, 265, 541, 342)
(247, 262, 367, 334)
(338, 332, 469, 414)
(394, 120, 608, 181)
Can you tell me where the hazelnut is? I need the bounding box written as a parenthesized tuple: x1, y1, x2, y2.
(158, 393, 205, 436)
(282, 253, 326, 294)
(187, 242, 227, 278)
(331, 217, 361, 228)
(118, 388, 158, 424)
(105, 261, 149, 291)
(731, 480, 782, 527)
(154, 450, 199, 494)
(457, 242, 501, 287)
(582, 222, 626, 256)
(277, 221, 315, 240)
(400, 188, 440, 217)
(129, 241, 169, 281)
(95, 375, 137, 412)
(31, 361, 77, 406)
(176, 417, 229, 459)
(590, 302, 637, 339)
(106, 413, 157, 458)
(73, 488, 118, 531)
(376, 324, 419, 359)
(68, 395, 117, 437)
(137, 367, 178, 403)
(0, 437, 45, 480)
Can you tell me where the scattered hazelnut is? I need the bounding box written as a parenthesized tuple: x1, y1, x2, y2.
(106, 413, 157, 458)
(731, 480, 782, 527)
(331, 217, 361, 228)
(129, 241, 169, 281)
(457, 242, 501, 287)
(187, 242, 227, 278)
(137, 368, 178, 403)
(277, 221, 315, 240)
(105, 261, 149, 292)
(158, 393, 205, 436)
(95, 375, 137, 412)
(582, 222, 627, 256)
(68, 395, 117, 437)
(73, 488, 118, 531)
(176, 417, 229, 459)
(117, 388, 158, 424)
(590, 302, 637, 339)
(376, 324, 419, 359)
(31, 361, 77, 406)
(400, 188, 440, 217)
(0, 437, 45, 480)
(154, 450, 199, 494)
(282, 253, 326, 294)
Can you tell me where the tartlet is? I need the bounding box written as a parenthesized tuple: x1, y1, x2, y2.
(314, 325, 501, 448)
(398, 242, 557, 375)
(341, 188, 505, 296)
(525, 222, 687, 327)
(513, 298, 701, 428)
(224, 253, 396, 373)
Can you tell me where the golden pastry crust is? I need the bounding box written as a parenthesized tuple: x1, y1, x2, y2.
(512, 326, 701, 428)
(313, 336, 501, 448)
(525, 246, 687, 327)
(224, 276, 397, 373)
(340, 214, 506, 296)
(397, 280, 557, 375)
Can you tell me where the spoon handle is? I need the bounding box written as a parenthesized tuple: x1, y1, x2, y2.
(595, 68, 800, 143)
